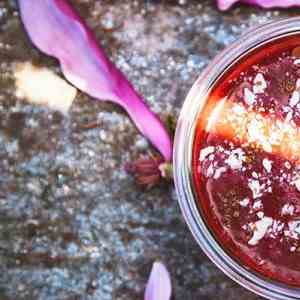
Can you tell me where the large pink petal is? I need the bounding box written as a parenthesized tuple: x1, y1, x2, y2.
(144, 262, 172, 300)
(217, 0, 300, 10)
(18, 0, 172, 161)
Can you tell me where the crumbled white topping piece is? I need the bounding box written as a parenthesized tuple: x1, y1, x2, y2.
(247, 119, 272, 153)
(285, 161, 291, 169)
(253, 73, 267, 94)
(206, 164, 214, 177)
(294, 59, 300, 65)
(289, 91, 300, 107)
(285, 111, 293, 123)
(262, 142, 272, 153)
(281, 203, 295, 216)
(248, 217, 273, 246)
(257, 211, 264, 219)
(244, 88, 256, 105)
(249, 179, 264, 199)
(247, 119, 262, 141)
(262, 158, 272, 173)
(232, 104, 246, 115)
(252, 171, 259, 179)
(253, 200, 263, 210)
(288, 220, 300, 239)
(213, 166, 227, 179)
(297, 78, 300, 88)
(242, 224, 248, 230)
(292, 222, 300, 234)
(295, 178, 300, 192)
(284, 229, 297, 239)
(239, 198, 249, 207)
(272, 220, 284, 234)
(225, 148, 245, 170)
(290, 246, 296, 252)
(225, 155, 242, 170)
(200, 146, 215, 162)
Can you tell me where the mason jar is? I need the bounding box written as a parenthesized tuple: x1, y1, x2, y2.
(173, 17, 300, 300)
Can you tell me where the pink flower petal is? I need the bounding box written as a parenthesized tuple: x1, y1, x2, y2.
(145, 262, 172, 300)
(217, 0, 241, 10)
(217, 0, 300, 10)
(18, 0, 172, 161)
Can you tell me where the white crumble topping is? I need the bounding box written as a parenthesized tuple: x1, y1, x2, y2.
(285, 111, 293, 123)
(262, 142, 272, 153)
(208, 154, 215, 161)
(294, 59, 300, 65)
(252, 200, 263, 210)
(286, 220, 300, 239)
(244, 88, 256, 106)
(239, 198, 249, 207)
(201, 68, 300, 252)
(272, 220, 285, 234)
(289, 91, 300, 107)
(294, 178, 300, 192)
(257, 211, 264, 219)
(225, 148, 245, 170)
(200, 146, 215, 162)
(262, 158, 272, 173)
(213, 166, 227, 179)
(248, 179, 265, 199)
(248, 217, 273, 246)
(206, 164, 214, 177)
(253, 73, 267, 94)
(281, 203, 295, 216)
(247, 118, 272, 153)
(242, 224, 248, 230)
(232, 104, 246, 115)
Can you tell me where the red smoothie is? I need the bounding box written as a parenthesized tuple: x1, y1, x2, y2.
(193, 35, 300, 286)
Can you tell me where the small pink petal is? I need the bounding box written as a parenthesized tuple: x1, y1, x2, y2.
(18, 0, 172, 161)
(145, 262, 172, 300)
(217, 0, 240, 10)
(217, 0, 300, 10)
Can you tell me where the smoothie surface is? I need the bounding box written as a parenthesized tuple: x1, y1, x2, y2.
(193, 35, 300, 286)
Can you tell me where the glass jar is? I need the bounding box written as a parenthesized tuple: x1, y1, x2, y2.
(173, 17, 300, 300)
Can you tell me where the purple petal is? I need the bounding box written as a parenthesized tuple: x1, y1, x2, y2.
(18, 0, 172, 161)
(145, 262, 172, 300)
(217, 0, 300, 10)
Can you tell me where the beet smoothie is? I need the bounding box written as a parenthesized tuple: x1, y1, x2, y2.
(193, 36, 300, 286)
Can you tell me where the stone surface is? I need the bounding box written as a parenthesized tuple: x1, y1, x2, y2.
(0, 0, 298, 299)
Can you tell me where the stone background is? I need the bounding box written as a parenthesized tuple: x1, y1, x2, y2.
(0, 1, 298, 299)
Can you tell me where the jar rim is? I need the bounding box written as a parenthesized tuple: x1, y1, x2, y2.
(173, 17, 300, 300)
